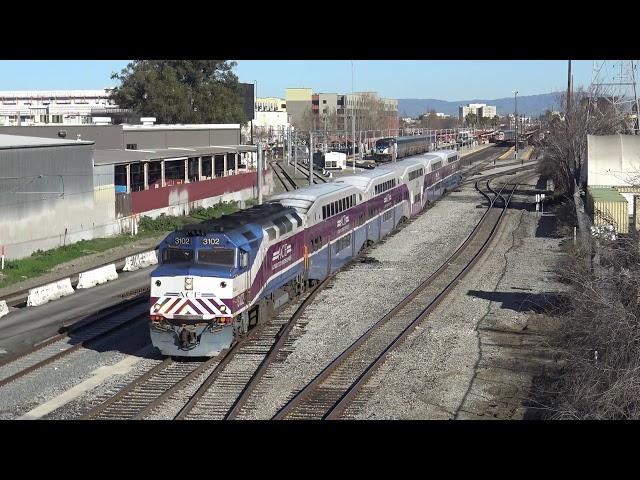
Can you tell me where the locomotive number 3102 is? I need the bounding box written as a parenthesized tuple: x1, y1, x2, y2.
(202, 238, 221, 245)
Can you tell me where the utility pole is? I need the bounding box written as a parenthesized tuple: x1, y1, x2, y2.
(309, 132, 314, 186)
(287, 126, 291, 166)
(352, 60, 356, 173)
(257, 142, 263, 205)
(567, 60, 572, 112)
(513, 90, 519, 164)
(294, 130, 298, 175)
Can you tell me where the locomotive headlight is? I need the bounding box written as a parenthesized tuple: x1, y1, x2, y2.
(155, 280, 161, 287)
(220, 281, 227, 288)
(220, 305, 227, 313)
(185, 277, 193, 290)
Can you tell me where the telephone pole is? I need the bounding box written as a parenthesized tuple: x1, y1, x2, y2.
(513, 90, 519, 164)
(352, 61, 356, 172)
(309, 133, 314, 186)
(567, 60, 572, 112)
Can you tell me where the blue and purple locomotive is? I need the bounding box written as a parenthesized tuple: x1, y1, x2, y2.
(149, 150, 461, 356)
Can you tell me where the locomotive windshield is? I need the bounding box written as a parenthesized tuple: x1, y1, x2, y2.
(161, 246, 236, 267)
(198, 248, 236, 267)
(376, 138, 394, 149)
(163, 247, 194, 263)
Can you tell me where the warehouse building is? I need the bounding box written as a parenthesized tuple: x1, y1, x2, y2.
(0, 125, 272, 260)
(0, 134, 116, 259)
(95, 144, 265, 220)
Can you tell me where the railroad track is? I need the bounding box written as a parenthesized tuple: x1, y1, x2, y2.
(294, 162, 328, 184)
(0, 295, 149, 389)
(272, 177, 518, 420)
(271, 161, 298, 192)
(80, 278, 330, 420)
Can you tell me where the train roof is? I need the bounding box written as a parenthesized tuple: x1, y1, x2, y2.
(268, 182, 358, 214)
(426, 149, 458, 160)
(335, 168, 396, 191)
(376, 158, 427, 176)
(396, 134, 433, 142)
(178, 202, 303, 243)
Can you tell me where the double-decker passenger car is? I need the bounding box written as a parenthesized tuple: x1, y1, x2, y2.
(149, 150, 462, 356)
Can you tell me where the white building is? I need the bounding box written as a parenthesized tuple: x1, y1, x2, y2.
(0, 89, 119, 126)
(256, 97, 286, 112)
(459, 103, 497, 121)
(242, 110, 291, 144)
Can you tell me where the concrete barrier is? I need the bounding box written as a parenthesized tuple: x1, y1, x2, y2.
(123, 250, 158, 272)
(76, 264, 118, 289)
(27, 278, 75, 307)
(0, 300, 8, 319)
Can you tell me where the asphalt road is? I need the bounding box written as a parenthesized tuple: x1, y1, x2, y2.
(0, 267, 153, 356)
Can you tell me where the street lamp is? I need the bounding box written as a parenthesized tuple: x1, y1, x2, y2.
(513, 90, 519, 163)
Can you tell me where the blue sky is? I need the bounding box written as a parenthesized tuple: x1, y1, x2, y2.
(0, 60, 593, 100)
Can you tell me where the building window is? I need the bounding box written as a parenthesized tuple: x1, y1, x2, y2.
(126, 143, 138, 150)
(323, 100, 327, 104)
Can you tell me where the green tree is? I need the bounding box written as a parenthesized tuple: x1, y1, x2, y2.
(465, 112, 478, 127)
(110, 60, 247, 124)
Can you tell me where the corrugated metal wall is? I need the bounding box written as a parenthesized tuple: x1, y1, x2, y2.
(0, 144, 116, 259)
(587, 193, 629, 234)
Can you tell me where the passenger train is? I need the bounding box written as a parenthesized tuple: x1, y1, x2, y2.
(374, 134, 434, 162)
(148, 149, 462, 356)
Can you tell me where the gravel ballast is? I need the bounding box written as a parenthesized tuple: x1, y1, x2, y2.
(347, 177, 566, 419)
(239, 180, 488, 419)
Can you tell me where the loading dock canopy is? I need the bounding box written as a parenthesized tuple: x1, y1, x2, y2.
(587, 134, 640, 187)
(93, 145, 257, 166)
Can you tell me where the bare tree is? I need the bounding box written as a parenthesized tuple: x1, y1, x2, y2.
(540, 232, 640, 419)
(358, 93, 391, 133)
(538, 88, 628, 196)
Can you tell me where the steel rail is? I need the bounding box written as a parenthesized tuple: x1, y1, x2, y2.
(0, 299, 148, 389)
(293, 161, 327, 184)
(324, 182, 518, 419)
(80, 358, 173, 419)
(273, 162, 299, 190)
(224, 276, 332, 419)
(270, 161, 294, 192)
(174, 278, 330, 420)
(272, 179, 515, 420)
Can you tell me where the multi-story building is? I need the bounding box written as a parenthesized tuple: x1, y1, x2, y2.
(477, 105, 497, 118)
(0, 89, 121, 126)
(255, 97, 286, 112)
(459, 103, 497, 121)
(285, 88, 313, 127)
(284, 87, 398, 133)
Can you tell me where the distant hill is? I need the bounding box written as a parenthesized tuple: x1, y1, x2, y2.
(398, 92, 562, 118)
